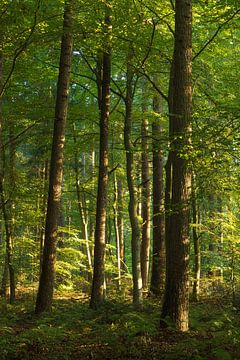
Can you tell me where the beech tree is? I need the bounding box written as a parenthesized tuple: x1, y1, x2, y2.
(35, 0, 74, 314)
(90, 3, 112, 309)
(161, 0, 192, 332)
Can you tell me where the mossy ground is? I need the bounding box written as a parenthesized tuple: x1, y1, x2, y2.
(0, 291, 239, 359)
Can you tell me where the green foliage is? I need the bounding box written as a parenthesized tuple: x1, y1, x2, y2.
(0, 295, 240, 359)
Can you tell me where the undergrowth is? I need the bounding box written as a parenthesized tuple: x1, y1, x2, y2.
(0, 293, 239, 359)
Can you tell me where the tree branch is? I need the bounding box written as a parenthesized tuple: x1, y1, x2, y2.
(193, 9, 240, 61)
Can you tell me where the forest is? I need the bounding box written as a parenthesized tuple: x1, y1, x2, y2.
(0, 0, 240, 359)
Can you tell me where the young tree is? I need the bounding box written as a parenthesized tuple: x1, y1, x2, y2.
(141, 83, 151, 291)
(161, 0, 192, 331)
(0, 50, 15, 304)
(35, 0, 74, 314)
(124, 51, 143, 307)
(150, 90, 165, 296)
(90, 3, 112, 309)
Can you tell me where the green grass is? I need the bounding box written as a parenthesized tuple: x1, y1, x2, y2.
(0, 293, 239, 359)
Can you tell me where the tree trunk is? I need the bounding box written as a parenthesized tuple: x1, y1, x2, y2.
(1, 255, 8, 298)
(117, 178, 125, 271)
(72, 122, 92, 272)
(124, 51, 142, 307)
(150, 90, 165, 296)
(141, 85, 150, 290)
(0, 50, 15, 304)
(90, 6, 112, 309)
(39, 160, 49, 272)
(161, 0, 192, 332)
(192, 179, 200, 301)
(35, 0, 73, 314)
(113, 172, 121, 288)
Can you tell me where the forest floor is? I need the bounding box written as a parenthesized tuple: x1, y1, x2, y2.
(0, 289, 239, 360)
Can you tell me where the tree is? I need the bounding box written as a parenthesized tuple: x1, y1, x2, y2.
(150, 88, 165, 296)
(161, 0, 192, 332)
(124, 50, 143, 307)
(0, 50, 15, 304)
(90, 3, 112, 309)
(35, 0, 74, 314)
(140, 82, 151, 291)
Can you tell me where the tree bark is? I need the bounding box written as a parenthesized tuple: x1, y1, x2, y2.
(90, 6, 112, 309)
(117, 178, 125, 271)
(72, 122, 92, 272)
(161, 0, 192, 332)
(140, 84, 150, 290)
(192, 184, 200, 301)
(113, 172, 121, 288)
(39, 160, 49, 272)
(150, 90, 165, 296)
(0, 50, 15, 304)
(124, 51, 143, 307)
(35, 0, 73, 314)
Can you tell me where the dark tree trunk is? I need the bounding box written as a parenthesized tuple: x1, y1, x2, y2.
(161, 0, 192, 332)
(1, 255, 8, 298)
(140, 86, 150, 290)
(0, 50, 15, 304)
(150, 91, 165, 296)
(35, 0, 73, 314)
(124, 52, 142, 307)
(90, 7, 112, 309)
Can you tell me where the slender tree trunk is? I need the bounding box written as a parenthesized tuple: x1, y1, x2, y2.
(113, 172, 121, 288)
(161, 0, 192, 332)
(141, 85, 150, 290)
(150, 91, 165, 296)
(124, 51, 143, 307)
(1, 255, 8, 298)
(39, 160, 48, 272)
(72, 122, 92, 271)
(90, 6, 112, 309)
(117, 178, 125, 271)
(0, 50, 15, 304)
(192, 180, 200, 301)
(35, 0, 73, 314)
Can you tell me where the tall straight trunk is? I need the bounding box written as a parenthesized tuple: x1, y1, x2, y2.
(117, 178, 125, 270)
(0, 50, 15, 304)
(124, 52, 143, 307)
(1, 255, 8, 298)
(141, 86, 150, 290)
(35, 0, 73, 314)
(150, 91, 165, 296)
(39, 160, 49, 272)
(72, 122, 91, 271)
(161, 0, 192, 332)
(90, 7, 112, 309)
(192, 184, 200, 301)
(113, 172, 121, 288)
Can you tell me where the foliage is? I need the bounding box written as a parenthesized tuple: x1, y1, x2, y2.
(0, 294, 240, 359)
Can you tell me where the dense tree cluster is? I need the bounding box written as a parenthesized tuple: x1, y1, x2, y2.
(0, 0, 239, 333)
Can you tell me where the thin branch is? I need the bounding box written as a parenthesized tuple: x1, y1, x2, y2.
(139, 69, 169, 104)
(140, 19, 157, 69)
(108, 163, 119, 176)
(137, 1, 174, 35)
(1, 122, 38, 150)
(193, 9, 240, 61)
(0, 0, 41, 98)
(72, 82, 98, 100)
(110, 96, 122, 115)
(111, 77, 126, 100)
